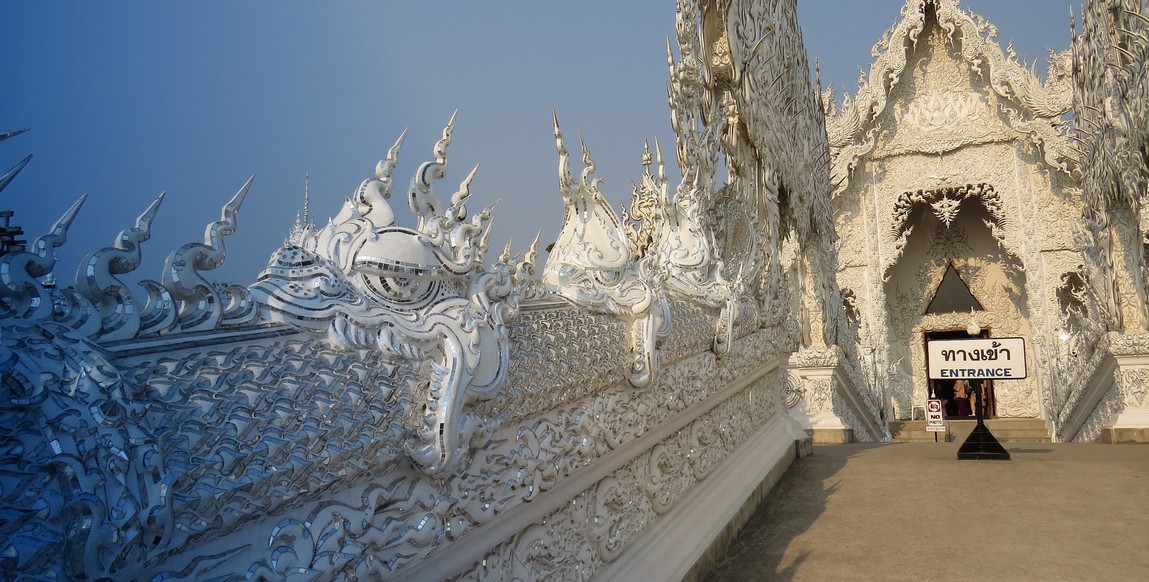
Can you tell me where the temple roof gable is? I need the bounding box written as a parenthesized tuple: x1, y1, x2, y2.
(824, 0, 1076, 193)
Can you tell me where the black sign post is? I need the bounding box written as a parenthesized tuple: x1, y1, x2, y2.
(956, 377, 1010, 460)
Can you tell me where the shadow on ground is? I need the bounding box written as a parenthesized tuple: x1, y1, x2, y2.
(704, 443, 883, 582)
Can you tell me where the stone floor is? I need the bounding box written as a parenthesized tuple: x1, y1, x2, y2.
(703, 440, 1149, 582)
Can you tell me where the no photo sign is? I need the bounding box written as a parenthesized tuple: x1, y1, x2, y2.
(925, 399, 946, 432)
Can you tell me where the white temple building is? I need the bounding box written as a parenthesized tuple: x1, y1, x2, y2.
(790, 0, 1148, 445)
(0, 0, 1145, 580)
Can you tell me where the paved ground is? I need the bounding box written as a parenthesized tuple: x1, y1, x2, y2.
(704, 441, 1149, 582)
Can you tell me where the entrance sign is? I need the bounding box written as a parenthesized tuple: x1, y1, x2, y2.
(925, 399, 946, 432)
(927, 337, 1026, 380)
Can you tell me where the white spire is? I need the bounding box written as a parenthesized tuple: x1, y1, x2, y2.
(287, 173, 314, 246)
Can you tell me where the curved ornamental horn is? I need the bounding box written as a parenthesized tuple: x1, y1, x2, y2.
(161, 177, 253, 332)
(408, 110, 456, 226)
(0, 195, 86, 321)
(74, 193, 165, 341)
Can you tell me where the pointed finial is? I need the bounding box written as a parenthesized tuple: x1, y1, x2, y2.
(815, 56, 823, 93)
(0, 155, 32, 194)
(29, 194, 87, 260)
(577, 130, 596, 183)
(375, 128, 408, 194)
(499, 238, 513, 264)
(552, 109, 565, 151)
(303, 173, 311, 224)
(209, 175, 253, 241)
(409, 116, 454, 219)
(288, 175, 312, 245)
(649, 137, 666, 184)
(528, 230, 541, 258)
(225, 176, 255, 217)
(140, 191, 166, 230)
(553, 110, 576, 198)
(450, 164, 480, 210)
(479, 216, 494, 252)
(0, 128, 30, 144)
(435, 109, 458, 163)
(54, 194, 87, 232)
(514, 231, 541, 283)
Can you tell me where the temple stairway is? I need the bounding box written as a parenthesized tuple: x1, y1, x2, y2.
(888, 418, 1051, 443)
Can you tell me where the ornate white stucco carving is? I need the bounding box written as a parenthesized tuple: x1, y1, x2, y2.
(682, 0, 877, 437)
(885, 183, 1009, 273)
(658, 21, 748, 355)
(716, 0, 842, 350)
(0, 32, 828, 575)
(252, 117, 537, 475)
(820, 0, 1147, 431)
(1073, 0, 1149, 334)
(787, 342, 883, 441)
(543, 0, 831, 387)
(73, 194, 166, 340)
(7, 0, 1149, 580)
(0, 173, 264, 342)
(1056, 0, 1149, 437)
(541, 115, 671, 389)
(163, 178, 257, 332)
(449, 363, 788, 581)
(824, 0, 1075, 195)
(0, 120, 539, 580)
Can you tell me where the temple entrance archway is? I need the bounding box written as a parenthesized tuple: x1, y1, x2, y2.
(883, 189, 1035, 420)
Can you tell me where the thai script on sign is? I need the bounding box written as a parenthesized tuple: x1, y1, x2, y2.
(927, 337, 1027, 380)
(939, 340, 1011, 362)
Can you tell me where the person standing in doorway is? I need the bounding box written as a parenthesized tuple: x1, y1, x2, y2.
(969, 379, 979, 417)
(954, 379, 972, 417)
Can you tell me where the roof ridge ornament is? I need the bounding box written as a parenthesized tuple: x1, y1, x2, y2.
(161, 177, 254, 332)
(252, 116, 536, 474)
(409, 110, 455, 225)
(74, 193, 165, 340)
(0, 195, 86, 321)
(543, 112, 669, 389)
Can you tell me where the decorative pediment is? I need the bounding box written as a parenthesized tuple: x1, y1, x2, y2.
(824, 0, 1075, 193)
(883, 183, 1016, 275)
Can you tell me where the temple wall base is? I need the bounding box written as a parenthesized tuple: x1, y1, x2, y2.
(1100, 427, 1149, 444)
(598, 415, 811, 582)
(808, 427, 856, 444)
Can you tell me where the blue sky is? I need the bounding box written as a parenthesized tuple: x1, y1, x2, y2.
(2, 1, 1076, 285)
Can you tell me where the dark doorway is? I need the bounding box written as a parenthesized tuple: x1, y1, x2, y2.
(924, 329, 996, 418)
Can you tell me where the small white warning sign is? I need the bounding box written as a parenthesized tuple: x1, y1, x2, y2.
(925, 399, 946, 432)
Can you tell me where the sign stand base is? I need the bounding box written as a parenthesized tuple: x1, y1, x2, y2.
(957, 422, 1011, 460)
